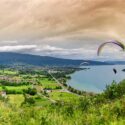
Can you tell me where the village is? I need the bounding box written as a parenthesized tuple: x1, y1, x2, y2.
(0, 66, 82, 106)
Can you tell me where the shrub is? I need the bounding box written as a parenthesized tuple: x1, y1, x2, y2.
(78, 97, 90, 112)
(23, 94, 35, 105)
(104, 80, 125, 100)
(24, 88, 37, 95)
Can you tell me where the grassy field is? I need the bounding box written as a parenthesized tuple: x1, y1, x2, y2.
(8, 94, 24, 106)
(49, 91, 81, 103)
(39, 78, 61, 89)
(0, 85, 32, 93)
(0, 68, 124, 124)
(3, 85, 31, 90)
(0, 70, 17, 75)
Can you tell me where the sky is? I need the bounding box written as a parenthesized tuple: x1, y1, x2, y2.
(0, 0, 125, 60)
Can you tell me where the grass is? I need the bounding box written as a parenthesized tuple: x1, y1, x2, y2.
(8, 94, 24, 106)
(49, 91, 81, 103)
(0, 85, 32, 94)
(5, 85, 31, 90)
(0, 69, 124, 124)
(0, 70, 17, 75)
(0, 85, 31, 90)
(39, 78, 60, 89)
(7, 94, 51, 107)
(34, 96, 51, 106)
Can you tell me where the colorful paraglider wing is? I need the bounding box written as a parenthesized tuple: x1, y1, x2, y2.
(97, 40, 125, 56)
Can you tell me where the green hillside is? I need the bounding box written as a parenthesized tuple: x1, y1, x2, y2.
(0, 68, 124, 125)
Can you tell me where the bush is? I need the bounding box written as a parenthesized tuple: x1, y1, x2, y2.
(26, 97, 35, 104)
(23, 94, 35, 105)
(63, 105, 74, 117)
(24, 88, 37, 95)
(78, 97, 90, 112)
(104, 80, 125, 100)
(55, 86, 62, 89)
(5, 89, 23, 94)
(0, 80, 30, 86)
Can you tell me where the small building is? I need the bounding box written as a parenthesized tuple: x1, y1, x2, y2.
(43, 88, 52, 93)
(0, 91, 7, 98)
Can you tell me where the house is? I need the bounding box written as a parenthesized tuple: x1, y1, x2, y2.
(42, 88, 52, 93)
(0, 91, 7, 98)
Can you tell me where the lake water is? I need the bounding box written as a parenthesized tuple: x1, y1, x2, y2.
(67, 65, 125, 93)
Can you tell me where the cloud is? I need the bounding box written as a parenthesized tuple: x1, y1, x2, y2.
(30, 44, 98, 59)
(0, 1, 124, 60)
(0, 45, 37, 52)
(33, 44, 125, 60)
(0, 0, 124, 40)
(0, 43, 124, 60)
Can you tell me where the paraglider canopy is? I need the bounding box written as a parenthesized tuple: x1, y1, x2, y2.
(113, 68, 117, 74)
(80, 62, 89, 66)
(97, 40, 125, 56)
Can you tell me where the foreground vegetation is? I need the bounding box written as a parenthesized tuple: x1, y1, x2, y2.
(0, 67, 124, 124)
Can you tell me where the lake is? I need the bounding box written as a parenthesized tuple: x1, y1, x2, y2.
(67, 65, 125, 93)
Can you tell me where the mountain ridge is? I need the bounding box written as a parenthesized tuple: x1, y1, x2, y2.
(0, 52, 111, 67)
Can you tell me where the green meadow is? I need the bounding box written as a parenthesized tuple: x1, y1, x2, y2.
(39, 78, 62, 89)
(0, 68, 124, 125)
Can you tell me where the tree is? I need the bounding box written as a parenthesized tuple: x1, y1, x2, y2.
(24, 88, 37, 95)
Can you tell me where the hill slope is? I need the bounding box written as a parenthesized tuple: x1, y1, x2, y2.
(0, 52, 109, 67)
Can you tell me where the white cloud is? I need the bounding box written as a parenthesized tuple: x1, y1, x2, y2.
(0, 0, 124, 61)
(0, 42, 124, 61)
(0, 45, 37, 52)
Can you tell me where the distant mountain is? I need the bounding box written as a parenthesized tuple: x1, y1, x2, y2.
(104, 61, 125, 65)
(0, 52, 110, 67)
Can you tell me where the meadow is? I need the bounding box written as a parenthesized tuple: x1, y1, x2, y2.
(0, 68, 124, 125)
